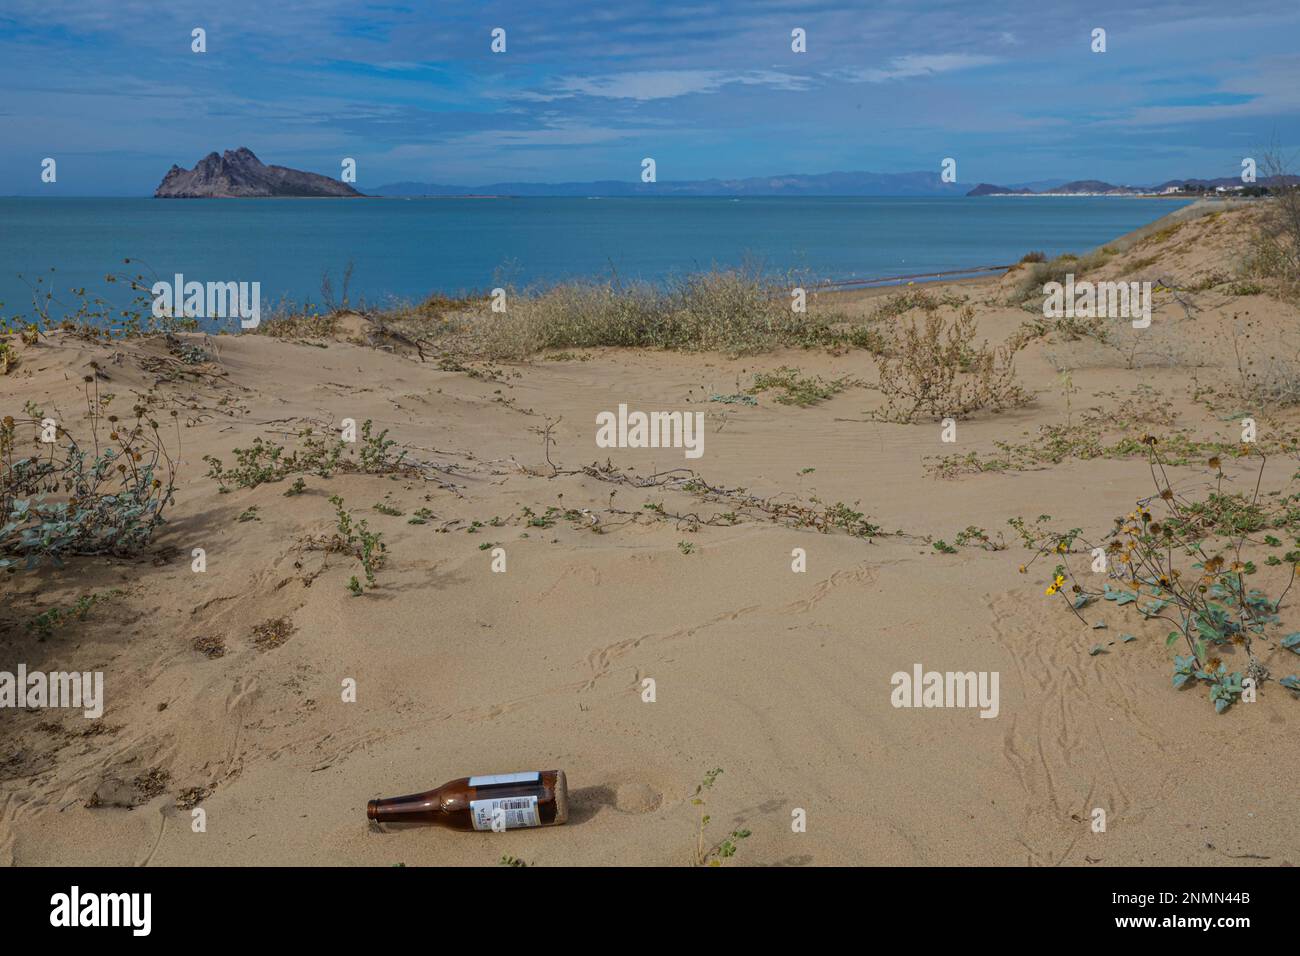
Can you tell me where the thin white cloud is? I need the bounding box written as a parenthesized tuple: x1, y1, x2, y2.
(1093, 54, 1300, 127)
(846, 54, 1001, 83)
(516, 69, 813, 103)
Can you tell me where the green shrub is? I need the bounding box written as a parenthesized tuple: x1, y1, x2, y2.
(1, 404, 178, 570)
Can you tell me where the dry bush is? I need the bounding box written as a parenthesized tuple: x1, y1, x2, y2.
(1230, 318, 1300, 407)
(1243, 152, 1300, 295)
(870, 305, 1031, 422)
(378, 269, 878, 359)
(1008, 248, 1115, 307)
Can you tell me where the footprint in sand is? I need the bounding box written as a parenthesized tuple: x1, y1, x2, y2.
(613, 781, 662, 814)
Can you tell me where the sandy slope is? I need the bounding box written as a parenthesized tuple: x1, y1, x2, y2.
(2, 201, 1298, 866)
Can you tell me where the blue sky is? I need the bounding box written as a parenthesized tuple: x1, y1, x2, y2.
(2, 0, 1298, 194)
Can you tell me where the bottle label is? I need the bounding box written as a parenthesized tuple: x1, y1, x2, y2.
(469, 771, 540, 787)
(470, 795, 541, 831)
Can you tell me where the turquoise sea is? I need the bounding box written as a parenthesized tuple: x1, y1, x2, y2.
(0, 196, 1189, 321)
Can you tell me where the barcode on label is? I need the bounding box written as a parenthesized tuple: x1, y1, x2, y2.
(470, 795, 541, 831)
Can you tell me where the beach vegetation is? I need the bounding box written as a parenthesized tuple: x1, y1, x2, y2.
(251, 616, 295, 651)
(25, 589, 121, 640)
(924, 402, 1295, 478)
(1008, 247, 1115, 312)
(691, 767, 751, 866)
(954, 525, 1007, 550)
(192, 634, 226, 659)
(354, 268, 889, 358)
(1017, 444, 1300, 713)
(2, 263, 200, 338)
(1242, 151, 1300, 298)
(870, 304, 1030, 422)
(327, 494, 385, 592)
(747, 366, 857, 406)
(203, 419, 406, 492)
(1, 397, 178, 570)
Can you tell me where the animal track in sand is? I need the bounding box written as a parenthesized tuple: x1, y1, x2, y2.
(580, 605, 762, 692)
(778, 563, 879, 615)
(984, 589, 1176, 865)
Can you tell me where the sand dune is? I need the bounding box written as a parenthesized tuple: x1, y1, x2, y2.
(3, 202, 1298, 866)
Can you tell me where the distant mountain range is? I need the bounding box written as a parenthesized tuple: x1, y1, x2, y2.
(967, 176, 1297, 196)
(149, 150, 1293, 199)
(370, 171, 1069, 198)
(155, 148, 362, 198)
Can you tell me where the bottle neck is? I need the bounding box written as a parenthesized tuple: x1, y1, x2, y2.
(368, 790, 441, 824)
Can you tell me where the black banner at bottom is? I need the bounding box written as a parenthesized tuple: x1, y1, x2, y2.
(0, 865, 1286, 941)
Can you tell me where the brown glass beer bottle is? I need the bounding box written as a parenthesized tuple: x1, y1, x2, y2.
(367, 770, 568, 831)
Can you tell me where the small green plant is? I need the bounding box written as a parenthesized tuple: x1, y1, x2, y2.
(26, 590, 120, 639)
(931, 539, 957, 554)
(677, 540, 697, 555)
(954, 525, 1006, 551)
(358, 420, 407, 473)
(202, 420, 410, 494)
(0, 340, 18, 375)
(709, 393, 758, 406)
(327, 495, 387, 592)
(747, 367, 855, 407)
(691, 768, 750, 866)
(283, 477, 307, 497)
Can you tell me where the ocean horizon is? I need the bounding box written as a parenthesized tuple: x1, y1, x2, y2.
(0, 195, 1189, 322)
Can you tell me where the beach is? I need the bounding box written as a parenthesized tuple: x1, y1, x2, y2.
(3, 200, 1299, 867)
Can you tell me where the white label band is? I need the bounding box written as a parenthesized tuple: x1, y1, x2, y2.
(471, 796, 541, 831)
(469, 771, 540, 787)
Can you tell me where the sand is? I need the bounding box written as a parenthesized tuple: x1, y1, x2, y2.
(2, 201, 1298, 866)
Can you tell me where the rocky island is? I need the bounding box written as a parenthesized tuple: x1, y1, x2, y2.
(154, 147, 362, 198)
